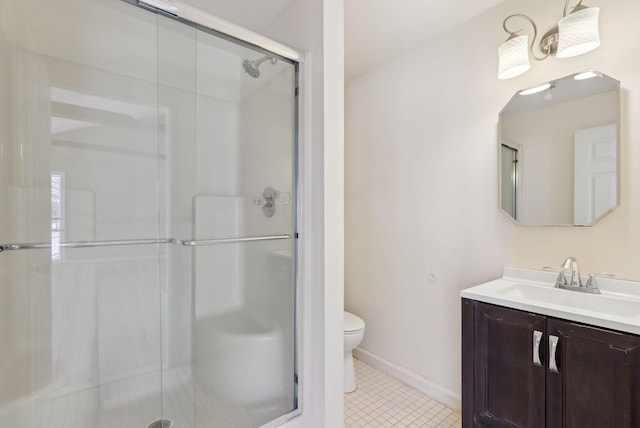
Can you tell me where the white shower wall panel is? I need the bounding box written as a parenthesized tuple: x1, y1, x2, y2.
(192, 43, 243, 317)
(194, 195, 243, 318)
(40, 49, 160, 250)
(0, 30, 9, 187)
(159, 83, 196, 370)
(239, 68, 295, 327)
(195, 94, 240, 195)
(50, 258, 162, 389)
(239, 68, 294, 235)
(196, 32, 242, 102)
(43, 44, 163, 394)
(51, 147, 159, 244)
(3, 50, 52, 244)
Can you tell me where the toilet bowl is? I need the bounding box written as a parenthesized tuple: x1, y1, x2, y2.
(344, 311, 365, 393)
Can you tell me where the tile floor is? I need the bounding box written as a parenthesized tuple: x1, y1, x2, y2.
(344, 358, 461, 428)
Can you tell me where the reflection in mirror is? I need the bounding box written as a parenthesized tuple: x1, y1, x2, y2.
(500, 144, 519, 220)
(499, 70, 620, 226)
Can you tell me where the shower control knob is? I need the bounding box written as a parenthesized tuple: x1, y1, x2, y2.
(253, 187, 291, 217)
(252, 196, 268, 208)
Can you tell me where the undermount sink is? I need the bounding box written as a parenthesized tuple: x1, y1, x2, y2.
(493, 282, 640, 318)
(461, 267, 640, 335)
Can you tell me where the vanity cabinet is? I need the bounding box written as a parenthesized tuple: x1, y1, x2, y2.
(462, 299, 640, 428)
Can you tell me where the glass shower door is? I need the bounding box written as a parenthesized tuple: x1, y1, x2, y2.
(0, 0, 164, 426)
(158, 14, 298, 428)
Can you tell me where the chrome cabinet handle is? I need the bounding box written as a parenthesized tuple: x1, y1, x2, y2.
(549, 335, 560, 373)
(533, 330, 543, 367)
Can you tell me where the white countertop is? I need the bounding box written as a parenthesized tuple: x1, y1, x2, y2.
(461, 267, 640, 336)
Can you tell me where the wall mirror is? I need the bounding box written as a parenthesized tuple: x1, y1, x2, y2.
(499, 70, 620, 226)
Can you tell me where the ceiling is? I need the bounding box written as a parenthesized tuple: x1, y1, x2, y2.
(344, 0, 508, 81)
(184, 0, 293, 34)
(186, 0, 508, 81)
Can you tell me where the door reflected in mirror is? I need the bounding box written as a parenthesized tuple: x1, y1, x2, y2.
(499, 70, 620, 226)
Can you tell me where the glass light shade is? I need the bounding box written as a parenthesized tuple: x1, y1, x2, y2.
(498, 35, 531, 80)
(557, 7, 600, 58)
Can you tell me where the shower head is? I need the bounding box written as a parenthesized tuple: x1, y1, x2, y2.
(242, 56, 277, 78)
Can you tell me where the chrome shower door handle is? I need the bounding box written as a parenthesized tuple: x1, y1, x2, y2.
(533, 330, 543, 367)
(549, 335, 560, 373)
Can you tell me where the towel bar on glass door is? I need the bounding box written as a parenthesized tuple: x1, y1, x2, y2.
(0, 235, 291, 253)
(0, 238, 174, 252)
(179, 235, 290, 246)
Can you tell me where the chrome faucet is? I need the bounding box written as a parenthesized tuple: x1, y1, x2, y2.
(561, 256, 581, 286)
(554, 257, 601, 294)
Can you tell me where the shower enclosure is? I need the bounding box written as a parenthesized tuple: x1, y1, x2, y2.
(0, 0, 298, 426)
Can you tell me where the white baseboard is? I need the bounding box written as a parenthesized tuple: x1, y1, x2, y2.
(353, 347, 461, 412)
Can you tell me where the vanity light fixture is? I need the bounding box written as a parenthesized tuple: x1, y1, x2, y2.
(497, 0, 600, 80)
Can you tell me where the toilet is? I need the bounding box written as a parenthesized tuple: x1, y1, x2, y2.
(344, 311, 365, 393)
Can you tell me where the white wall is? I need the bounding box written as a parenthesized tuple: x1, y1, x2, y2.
(345, 0, 640, 407)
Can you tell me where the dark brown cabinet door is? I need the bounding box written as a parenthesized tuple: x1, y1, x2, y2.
(473, 302, 546, 428)
(546, 319, 640, 428)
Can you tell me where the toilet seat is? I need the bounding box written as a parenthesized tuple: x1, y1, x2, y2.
(344, 311, 365, 333)
(343, 311, 365, 393)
